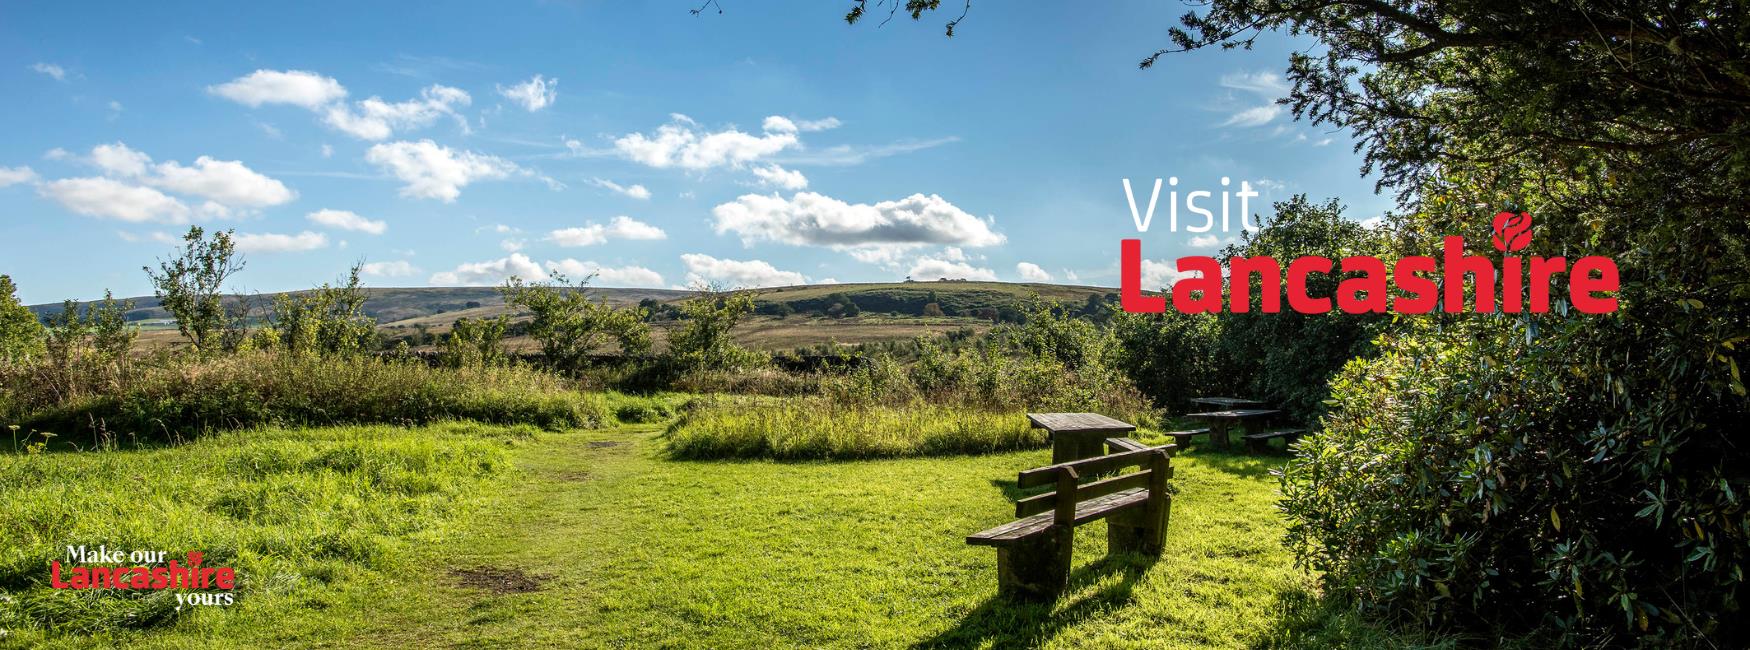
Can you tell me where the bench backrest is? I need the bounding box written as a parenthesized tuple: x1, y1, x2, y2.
(1013, 444, 1174, 521)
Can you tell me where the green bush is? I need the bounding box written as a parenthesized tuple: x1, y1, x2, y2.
(5, 352, 610, 442)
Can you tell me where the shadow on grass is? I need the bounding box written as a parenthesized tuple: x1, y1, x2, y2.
(912, 553, 1157, 649)
(1250, 589, 1464, 649)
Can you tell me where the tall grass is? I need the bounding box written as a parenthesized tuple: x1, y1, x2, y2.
(4, 351, 612, 443)
(665, 398, 1046, 460)
(0, 422, 519, 643)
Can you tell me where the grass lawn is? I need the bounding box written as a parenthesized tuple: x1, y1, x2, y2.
(4, 420, 1438, 648)
(348, 425, 1429, 649)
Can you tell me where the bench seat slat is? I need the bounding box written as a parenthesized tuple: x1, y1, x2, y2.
(1016, 469, 1157, 517)
(967, 488, 1149, 547)
(1016, 445, 1173, 488)
(1242, 428, 1306, 440)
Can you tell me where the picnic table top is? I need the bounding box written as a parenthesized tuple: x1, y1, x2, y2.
(1186, 409, 1280, 420)
(1026, 412, 1136, 433)
(1190, 397, 1264, 407)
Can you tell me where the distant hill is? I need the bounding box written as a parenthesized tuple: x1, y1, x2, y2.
(30, 281, 1120, 352)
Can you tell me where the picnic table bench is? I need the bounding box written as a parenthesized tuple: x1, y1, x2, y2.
(966, 440, 1174, 600)
(1027, 412, 1136, 464)
(1185, 409, 1279, 450)
(1189, 396, 1264, 409)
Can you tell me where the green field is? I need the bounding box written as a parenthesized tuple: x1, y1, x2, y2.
(1, 419, 1432, 649)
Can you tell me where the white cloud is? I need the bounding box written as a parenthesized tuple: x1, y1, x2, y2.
(498, 74, 557, 112)
(613, 115, 799, 170)
(364, 140, 523, 201)
(39, 177, 188, 222)
(680, 253, 805, 289)
(1189, 235, 1221, 247)
(307, 208, 386, 234)
(151, 156, 296, 208)
(0, 166, 38, 187)
(1221, 105, 1282, 128)
(761, 116, 841, 134)
(1015, 262, 1052, 282)
(1138, 259, 1205, 290)
(588, 177, 651, 200)
(544, 259, 665, 288)
(74, 142, 295, 212)
(711, 191, 1004, 251)
(322, 85, 471, 140)
(429, 253, 544, 286)
(500, 239, 525, 252)
(234, 231, 328, 253)
(361, 260, 419, 278)
(208, 69, 347, 109)
(750, 163, 807, 190)
(816, 278, 839, 285)
(908, 256, 996, 281)
(547, 216, 667, 247)
(90, 142, 152, 177)
(320, 144, 334, 158)
(1220, 71, 1290, 96)
(31, 63, 67, 81)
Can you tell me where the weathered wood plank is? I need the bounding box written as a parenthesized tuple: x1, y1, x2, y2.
(1017, 446, 1168, 488)
(966, 488, 1150, 546)
(1016, 469, 1153, 517)
(1026, 412, 1136, 434)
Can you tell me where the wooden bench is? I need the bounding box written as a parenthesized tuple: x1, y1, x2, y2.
(966, 442, 1174, 600)
(1242, 428, 1306, 453)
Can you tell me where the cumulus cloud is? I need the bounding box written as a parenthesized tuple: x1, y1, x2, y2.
(547, 216, 667, 247)
(31, 62, 68, 81)
(365, 140, 523, 201)
(750, 164, 807, 190)
(908, 256, 996, 281)
(680, 253, 805, 288)
(307, 208, 386, 234)
(588, 177, 651, 200)
(544, 259, 665, 288)
(234, 231, 328, 253)
(498, 74, 557, 112)
(208, 69, 347, 108)
(1015, 262, 1052, 282)
(710, 191, 1004, 252)
(429, 253, 544, 286)
(150, 156, 296, 208)
(613, 114, 799, 170)
(0, 166, 38, 187)
(40, 177, 187, 222)
(361, 260, 419, 278)
(209, 69, 469, 140)
(90, 142, 152, 177)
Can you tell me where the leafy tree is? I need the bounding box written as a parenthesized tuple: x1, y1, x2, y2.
(439, 316, 509, 369)
(0, 275, 45, 365)
(267, 264, 377, 357)
(668, 287, 764, 370)
(144, 226, 245, 351)
(502, 272, 651, 374)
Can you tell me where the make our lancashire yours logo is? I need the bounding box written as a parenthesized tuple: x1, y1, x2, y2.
(1119, 210, 1620, 315)
(50, 545, 237, 610)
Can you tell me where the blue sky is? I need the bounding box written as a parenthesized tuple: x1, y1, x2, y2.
(0, 1, 1391, 304)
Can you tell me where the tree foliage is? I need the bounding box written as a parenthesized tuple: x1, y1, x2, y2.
(0, 275, 45, 366)
(668, 287, 764, 371)
(144, 226, 245, 351)
(265, 264, 377, 357)
(502, 272, 651, 374)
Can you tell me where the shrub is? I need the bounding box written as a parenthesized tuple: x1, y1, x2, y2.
(501, 273, 651, 374)
(0, 275, 46, 366)
(4, 352, 609, 442)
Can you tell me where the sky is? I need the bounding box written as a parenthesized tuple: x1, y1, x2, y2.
(0, 1, 1394, 305)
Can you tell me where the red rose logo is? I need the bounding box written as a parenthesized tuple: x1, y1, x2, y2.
(1492, 211, 1533, 252)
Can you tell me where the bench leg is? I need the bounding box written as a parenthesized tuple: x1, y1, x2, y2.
(995, 528, 1072, 600)
(1107, 495, 1171, 556)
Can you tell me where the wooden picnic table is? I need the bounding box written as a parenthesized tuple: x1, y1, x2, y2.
(1185, 409, 1279, 450)
(1189, 397, 1264, 409)
(1027, 413, 1136, 464)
